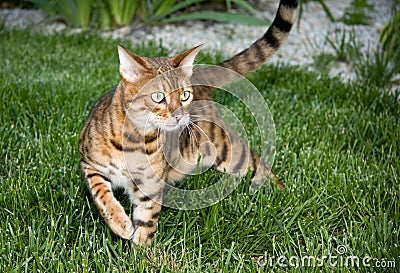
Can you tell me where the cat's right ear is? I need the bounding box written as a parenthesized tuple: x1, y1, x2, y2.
(118, 45, 149, 83)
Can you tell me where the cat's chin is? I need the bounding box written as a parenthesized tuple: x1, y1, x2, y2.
(159, 122, 187, 132)
(159, 116, 190, 132)
(160, 124, 184, 132)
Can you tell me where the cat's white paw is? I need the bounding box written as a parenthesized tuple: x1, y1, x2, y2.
(109, 216, 134, 239)
(119, 225, 135, 240)
(132, 227, 154, 245)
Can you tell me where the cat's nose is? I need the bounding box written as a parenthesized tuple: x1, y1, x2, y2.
(172, 109, 184, 121)
(174, 114, 183, 121)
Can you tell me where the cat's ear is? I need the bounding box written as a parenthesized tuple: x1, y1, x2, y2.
(118, 45, 149, 83)
(172, 45, 203, 77)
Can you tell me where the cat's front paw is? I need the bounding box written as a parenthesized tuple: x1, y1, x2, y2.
(108, 215, 134, 239)
(133, 227, 155, 246)
(250, 175, 284, 194)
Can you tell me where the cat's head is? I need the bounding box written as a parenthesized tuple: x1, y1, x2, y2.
(117, 45, 202, 133)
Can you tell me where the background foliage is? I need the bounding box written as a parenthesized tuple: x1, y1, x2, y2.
(25, 0, 268, 29)
(18, 0, 400, 79)
(380, 0, 400, 73)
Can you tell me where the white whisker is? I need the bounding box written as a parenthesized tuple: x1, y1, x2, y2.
(187, 124, 199, 150)
(188, 120, 210, 142)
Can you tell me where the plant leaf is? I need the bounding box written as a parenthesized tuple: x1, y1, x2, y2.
(161, 11, 270, 26)
(27, 0, 56, 16)
(154, 0, 205, 19)
(230, 0, 257, 14)
(77, 0, 94, 28)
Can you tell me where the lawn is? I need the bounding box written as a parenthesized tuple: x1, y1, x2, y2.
(0, 28, 399, 272)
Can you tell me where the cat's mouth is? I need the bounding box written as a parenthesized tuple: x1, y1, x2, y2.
(160, 115, 190, 132)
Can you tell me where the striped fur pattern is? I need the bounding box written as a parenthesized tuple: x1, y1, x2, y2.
(79, 0, 298, 245)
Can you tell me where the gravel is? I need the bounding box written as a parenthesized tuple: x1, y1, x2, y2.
(0, 0, 395, 82)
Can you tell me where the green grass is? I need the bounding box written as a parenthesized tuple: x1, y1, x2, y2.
(1, 29, 399, 272)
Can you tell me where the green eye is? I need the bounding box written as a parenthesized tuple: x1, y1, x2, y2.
(180, 90, 191, 102)
(151, 92, 165, 103)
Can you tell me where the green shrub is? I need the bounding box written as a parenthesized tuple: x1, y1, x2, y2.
(157, 0, 268, 26)
(1, 0, 34, 8)
(354, 46, 400, 88)
(325, 28, 359, 63)
(28, 0, 268, 29)
(341, 0, 373, 25)
(104, 0, 139, 27)
(28, 0, 94, 28)
(313, 25, 399, 88)
(380, 1, 400, 73)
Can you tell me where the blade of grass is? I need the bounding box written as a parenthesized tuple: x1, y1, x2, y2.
(317, 0, 335, 22)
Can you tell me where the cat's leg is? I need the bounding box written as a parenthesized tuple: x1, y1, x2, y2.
(191, 100, 281, 189)
(127, 180, 163, 245)
(132, 199, 162, 245)
(83, 169, 134, 239)
(197, 118, 283, 190)
(217, 135, 283, 190)
(219, 136, 283, 189)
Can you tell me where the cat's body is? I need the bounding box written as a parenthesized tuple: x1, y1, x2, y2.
(79, 0, 298, 245)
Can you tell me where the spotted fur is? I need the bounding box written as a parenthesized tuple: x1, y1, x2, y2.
(79, 0, 298, 245)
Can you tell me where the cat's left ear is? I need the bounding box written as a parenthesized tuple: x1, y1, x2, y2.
(118, 45, 150, 83)
(172, 45, 203, 77)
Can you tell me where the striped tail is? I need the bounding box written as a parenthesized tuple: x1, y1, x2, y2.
(218, 0, 299, 74)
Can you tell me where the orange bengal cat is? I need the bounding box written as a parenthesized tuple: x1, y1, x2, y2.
(79, 0, 298, 245)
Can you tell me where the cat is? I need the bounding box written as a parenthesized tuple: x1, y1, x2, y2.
(79, 0, 298, 245)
